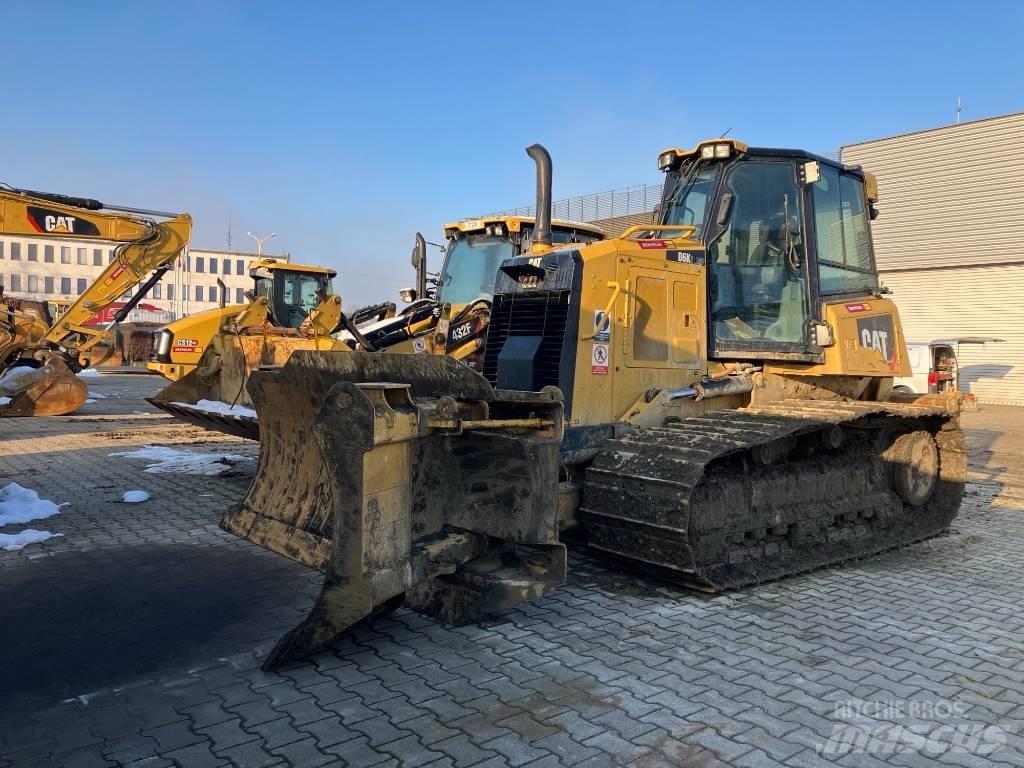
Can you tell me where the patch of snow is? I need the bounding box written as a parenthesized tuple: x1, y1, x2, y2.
(0, 529, 62, 551)
(89, 392, 108, 399)
(76, 368, 102, 378)
(122, 490, 150, 503)
(0, 482, 66, 526)
(0, 365, 44, 393)
(110, 445, 255, 476)
(171, 399, 258, 419)
(0, 396, 10, 406)
(173, 399, 258, 419)
(84, 399, 97, 404)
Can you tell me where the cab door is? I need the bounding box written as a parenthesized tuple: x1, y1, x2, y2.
(624, 261, 705, 371)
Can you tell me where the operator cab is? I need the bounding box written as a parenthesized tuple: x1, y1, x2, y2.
(249, 260, 337, 329)
(658, 140, 879, 362)
(437, 217, 604, 307)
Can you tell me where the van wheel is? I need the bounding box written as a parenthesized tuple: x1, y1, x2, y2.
(893, 385, 914, 395)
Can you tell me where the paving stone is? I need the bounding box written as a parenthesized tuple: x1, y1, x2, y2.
(160, 741, 227, 768)
(144, 720, 206, 753)
(244, 717, 308, 750)
(349, 715, 414, 748)
(379, 735, 443, 767)
(431, 734, 499, 766)
(266, 736, 335, 767)
(533, 732, 600, 765)
(196, 717, 259, 750)
(211, 739, 281, 768)
(322, 735, 392, 766)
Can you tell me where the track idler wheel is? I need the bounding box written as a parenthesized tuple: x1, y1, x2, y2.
(885, 430, 940, 507)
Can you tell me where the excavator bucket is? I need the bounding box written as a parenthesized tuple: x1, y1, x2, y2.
(0, 353, 89, 417)
(226, 351, 565, 668)
(148, 334, 335, 440)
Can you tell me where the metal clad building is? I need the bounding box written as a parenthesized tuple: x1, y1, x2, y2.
(842, 112, 1024, 405)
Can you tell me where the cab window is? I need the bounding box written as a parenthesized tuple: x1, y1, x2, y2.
(708, 161, 809, 345)
(812, 166, 877, 295)
(279, 275, 322, 327)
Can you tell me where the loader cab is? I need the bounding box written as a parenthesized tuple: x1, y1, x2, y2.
(658, 141, 880, 364)
(249, 261, 337, 329)
(438, 218, 604, 307)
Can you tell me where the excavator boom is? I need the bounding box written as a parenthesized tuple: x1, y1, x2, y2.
(0, 185, 191, 416)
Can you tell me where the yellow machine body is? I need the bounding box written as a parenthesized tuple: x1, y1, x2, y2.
(226, 140, 964, 669)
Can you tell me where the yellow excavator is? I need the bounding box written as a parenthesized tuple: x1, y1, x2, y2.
(229, 140, 966, 669)
(0, 185, 191, 415)
(148, 216, 603, 438)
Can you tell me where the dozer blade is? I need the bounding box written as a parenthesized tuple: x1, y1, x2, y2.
(148, 334, 338, 440)
(229, 351, 566, 669)
(0, 354, 89, 417)
(580, 397, 966, 591)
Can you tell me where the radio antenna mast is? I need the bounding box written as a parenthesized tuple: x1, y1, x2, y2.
(956, 97, 962, 125)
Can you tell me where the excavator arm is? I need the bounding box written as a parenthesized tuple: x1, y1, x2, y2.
(0, 186, 191, 415)
(0, 187, 192, 352)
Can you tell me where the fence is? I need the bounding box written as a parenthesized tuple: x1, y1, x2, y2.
(486, 182, 663, 224)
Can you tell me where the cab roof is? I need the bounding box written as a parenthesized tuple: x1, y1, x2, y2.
(656, 138, 877, 199)
(249, 258, 337, 278)
(443, 215, 605, 238)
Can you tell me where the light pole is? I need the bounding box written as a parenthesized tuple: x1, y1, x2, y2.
(247, 231, 276, 257)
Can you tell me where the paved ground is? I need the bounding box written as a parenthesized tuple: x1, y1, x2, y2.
(2, 375, 1023, 768)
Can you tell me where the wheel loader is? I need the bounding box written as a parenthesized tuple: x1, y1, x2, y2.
(147, 259, 361, 382)
(148, 216, 603, 439)
(0, 185, 191, 415)
(227, 141, 965, 669)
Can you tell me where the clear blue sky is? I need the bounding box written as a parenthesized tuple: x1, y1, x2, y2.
(4, 1, 1022, 305)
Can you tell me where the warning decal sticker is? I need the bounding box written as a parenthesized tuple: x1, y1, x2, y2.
(591, 342, 609, 375)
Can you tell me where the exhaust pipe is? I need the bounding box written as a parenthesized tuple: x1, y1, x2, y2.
(525, 144, 553, 249)
(412, 232, 427, 299)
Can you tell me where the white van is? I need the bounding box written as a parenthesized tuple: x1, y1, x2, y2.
(894, 338, 1004, 395)
(894, 342, 958, 395)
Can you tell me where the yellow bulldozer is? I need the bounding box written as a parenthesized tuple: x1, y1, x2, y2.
(228, 140, 966, 668)
(148, 216, 604, 438)
(0, 185, 191, 415)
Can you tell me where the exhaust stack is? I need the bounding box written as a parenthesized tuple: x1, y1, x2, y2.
(412, 232, 427, 298)
(525, 144, 553, 251)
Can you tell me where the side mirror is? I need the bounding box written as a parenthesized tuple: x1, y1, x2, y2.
(716, 192, 734, 227)
(411, 233, 427, 298)
(399, 288, 418, 304)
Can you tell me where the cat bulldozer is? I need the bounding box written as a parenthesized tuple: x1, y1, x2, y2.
(148, 216, 603, 439)
(0, 185, 191, 415)
(228, 142, 965, 669)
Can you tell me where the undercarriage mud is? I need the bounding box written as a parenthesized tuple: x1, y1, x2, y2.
(579, 400, 966, 591)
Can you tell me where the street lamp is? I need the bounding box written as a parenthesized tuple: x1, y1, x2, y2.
(247, 231, 276, 257)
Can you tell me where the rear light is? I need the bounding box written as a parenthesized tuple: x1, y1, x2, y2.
(927, 372, 938, 385)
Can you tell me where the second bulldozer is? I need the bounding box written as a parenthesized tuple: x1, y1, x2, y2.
(229, 141, 965, 669)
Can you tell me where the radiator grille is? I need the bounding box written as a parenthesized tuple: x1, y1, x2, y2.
(483, 291, 570, 390)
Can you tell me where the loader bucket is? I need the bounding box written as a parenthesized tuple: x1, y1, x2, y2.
(0, 354, 89, 416)
(228, 351, 566, 668)
(148, 333, 342, 440)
